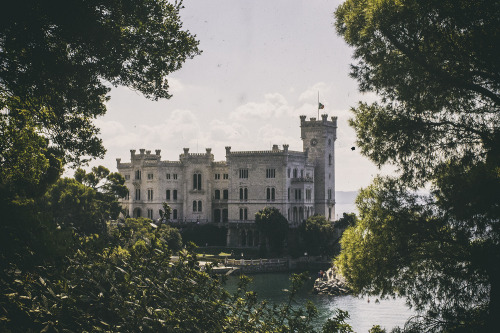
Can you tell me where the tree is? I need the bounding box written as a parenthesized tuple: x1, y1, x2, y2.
(0, 0, 201, 203)
(335, 0, 500, 331)
(299, 215, 335, 256)
(1, 231, 335, 332)
(334, 212, 358, 230)
(255, 207, 289, 254)
(41, 166, 127, 234)
(113, 217, 183, 254)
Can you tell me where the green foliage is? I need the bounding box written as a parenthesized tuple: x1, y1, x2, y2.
(369, 325, 386, 333)
(299, 215, 335, 256)
(180, 223, 228, 247)
(321, 309, 354, 333)
(335, 0, 500, 331)
(40, 166, 126, 234)
(114, 217, 183, 253)
(334, 212, 358, 230)
(2, 232, 348, 332)
(255, 207, 289, 254)
(0, 0, 201, 205)
(159, 202, 172, 223)
(336, 0, 499, 185)
(335, 178, 492, 332)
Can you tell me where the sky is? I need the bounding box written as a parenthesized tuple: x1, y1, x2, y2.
(90, 0, 389, 192)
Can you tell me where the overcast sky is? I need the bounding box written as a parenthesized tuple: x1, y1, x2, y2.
(90, 0, 389, 192)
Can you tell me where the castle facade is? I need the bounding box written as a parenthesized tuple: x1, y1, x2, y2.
(116, 114, 337, 246)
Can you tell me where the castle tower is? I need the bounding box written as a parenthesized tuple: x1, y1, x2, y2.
(300, 114, 337, 221)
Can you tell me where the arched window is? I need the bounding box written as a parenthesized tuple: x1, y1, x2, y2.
(239, 208, 248, 220)
(193, 200, 197, 212)
(240, 187, 248, 201)
(271, 188, 275, 201)
(198, 200, 202, 212)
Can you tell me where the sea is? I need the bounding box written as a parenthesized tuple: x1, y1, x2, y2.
(225, 272, 413, 333)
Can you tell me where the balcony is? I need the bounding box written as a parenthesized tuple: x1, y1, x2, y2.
(291, 176, 313, 184)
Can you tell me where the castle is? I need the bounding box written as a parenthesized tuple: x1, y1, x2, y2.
(116, 114, 337, 247)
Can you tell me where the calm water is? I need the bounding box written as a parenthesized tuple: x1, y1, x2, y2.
(225, 272, 413, 333)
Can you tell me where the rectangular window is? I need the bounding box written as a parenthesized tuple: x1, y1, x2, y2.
(147, 189, 153, 201)
(135, 170, 141, 180)
(271, 188, 275, 201)
(148, 173, 154, 180)
(215, 189, 221, 200)
(166, 189, 170, 200)
(173, 173, 178, 180)
(198, 200, 202, 212)
(214, 173, 220, 180)
(173, 189, 177, 200)
(166, 173, 171, 179)
(214, 209, 221, 223)
(239, 168, 248, 179)
(223, 189, 228, 200)
(147, 209, 153, 219)
(125, 174, 130, 180)
(295, 189, 302, 201)
(328, 189, 332, 200)
(223, 173, 229, 179)
(266, 168, 276, 178)
(173, 209, 178, 219)
(135, 189, 140, 200)
(126, 190, 129, 200)
(287, 168, 290, 178)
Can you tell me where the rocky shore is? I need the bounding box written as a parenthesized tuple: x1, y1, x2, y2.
(313, 268, 350, 296)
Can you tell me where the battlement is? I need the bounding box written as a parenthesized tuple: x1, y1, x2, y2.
(300, 114, 337, 128)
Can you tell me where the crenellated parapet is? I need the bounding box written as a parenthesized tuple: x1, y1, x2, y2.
(300, 114, 337, 140)
(179, 147, 214, 164)
(225, 145, 302, 157)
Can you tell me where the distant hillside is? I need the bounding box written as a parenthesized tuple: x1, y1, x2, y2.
(335, 191, 358, 204)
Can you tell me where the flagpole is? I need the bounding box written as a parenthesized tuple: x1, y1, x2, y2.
(317, 91, 319, 119)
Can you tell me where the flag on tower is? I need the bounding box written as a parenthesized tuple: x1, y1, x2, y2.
(318, 102, 325, 109)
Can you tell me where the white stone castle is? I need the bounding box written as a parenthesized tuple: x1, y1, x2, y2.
(116, 114, 337, 247)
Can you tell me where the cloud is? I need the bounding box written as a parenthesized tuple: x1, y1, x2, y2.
(229, 92, 292, 121)
(298, 82, 333, 103)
